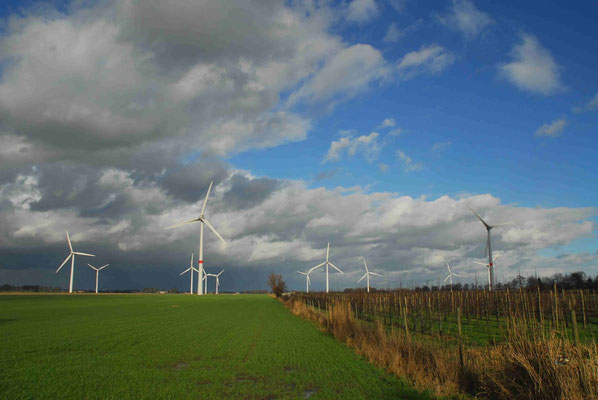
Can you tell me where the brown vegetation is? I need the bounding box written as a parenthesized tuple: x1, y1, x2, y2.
(267, 273, 287, 297)
(285, 291, 598, 399)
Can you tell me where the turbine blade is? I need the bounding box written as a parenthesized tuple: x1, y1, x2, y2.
(453, 273, 462, 277)
(217, 270, 224, 276)
(192, 267, 199, 272)
(190, 252, 194, 268)
(328, 262, 343, 274)
(357, 273, 367, 283)
(166, 218, 201, 230)
(200, 181, 213, 216)
(473, 261, 488, 266)
(310, 262, 325, 272)
(297, 271, 307, 275)
(202, 218, 226, 244)
(492, 222, 512, 228)
(326, 243, 330, 261)
(56, 254, 71, 273)
(446, 263, 451, 273)
(444, 275, 450, 282)
(370, 272, 382, 277)
(469, 206, 490, 229)
(180, 268, 191, 275)
(484, 235, 489, 258)
(66, 231, 73, 252)
(363, 258, 369, 272)
(98, 264, 109, 270)
(73, 252, 94, 257)
(87, 263, 98, 271)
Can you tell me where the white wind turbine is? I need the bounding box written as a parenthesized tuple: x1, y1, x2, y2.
(180, 253, 199, 294)
(167, 181, 227, 295)
(205, 270, 224, 294)
(444, 263, 461, 292)
(358, 257, 382, 293)
(473, 253, 501, 290)
(56, 231, 95, 293)
(469, 206, 509, 291)
(87, 263, 109, 294)
(311, 243, 343, 293)
(297, 268, 315, 293)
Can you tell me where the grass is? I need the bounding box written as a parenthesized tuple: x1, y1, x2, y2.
(0, 294, 432, 400)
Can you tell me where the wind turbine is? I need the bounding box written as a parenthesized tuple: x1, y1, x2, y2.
(469, 206, 508, 291)
(56, 231, 95, 293)
(167, 181, 227, 295)
(358, 257, 382, 293)
(311, 243, 343, 293)
(179, 253, 199, 294)
(473, 253, 501, 290)
(87, 263, 109, 294)
(444, 263, 461, 292)
(297, 270, 312, 293)
(207, 270, 224, 294)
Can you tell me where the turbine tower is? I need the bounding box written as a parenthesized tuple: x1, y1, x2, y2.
(444, 263, 461, 292)
(87, 263, 109, 294)
(56, 231, 95, 293)
(311, 243, 343, 293)
(167, 181, 227, 295)
(469, 207, 508, 291)
(358, 257, 382, 293)
(179, 253, 199, 294)
(473, 253, 501, 290)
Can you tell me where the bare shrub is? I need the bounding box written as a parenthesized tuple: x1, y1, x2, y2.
(267, 273, 287, 298)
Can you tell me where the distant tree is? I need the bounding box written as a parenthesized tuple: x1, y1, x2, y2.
(267, 273, 287, 297)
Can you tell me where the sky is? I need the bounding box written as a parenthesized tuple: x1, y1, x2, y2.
(0, 0, 597, 292)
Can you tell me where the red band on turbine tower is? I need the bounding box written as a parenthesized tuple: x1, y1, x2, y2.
(489, 263, 493, 266)
(199, 260, 203, 264)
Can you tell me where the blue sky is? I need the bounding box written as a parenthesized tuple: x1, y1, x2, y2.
(0, 0, 596, 291)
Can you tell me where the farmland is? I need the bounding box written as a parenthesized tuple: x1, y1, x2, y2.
(288, 289, 598, 399)
(0, 294, 430, 400)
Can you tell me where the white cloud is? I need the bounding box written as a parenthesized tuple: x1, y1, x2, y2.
(396, 150, 423, 171)
(346, 0, 379, 23)
(499, 34, 563, 95)
(573, 92, 598, 113)
(288, 44, 388, 111)
(378, 118, 396, 128)
(432, 141, 452, 151)
(535, 118, 566, 137)
(439, 0, 493, 38)
(383, 23, 402, 43)
(325, 132, 381, 162)
(378, 163, 389, 172)
(397, 44, 455, 80)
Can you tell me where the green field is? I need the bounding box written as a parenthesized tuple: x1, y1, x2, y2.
(0, 294, 431, 399)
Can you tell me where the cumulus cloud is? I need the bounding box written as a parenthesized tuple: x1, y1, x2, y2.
(378, 118, 396, 128)
(499, 34, 563, 95)
(438, 0, 493, 38)
(397, 44, 455, 80)
(324, 132, 381, 162)
(535, 118, 566, 137)
(346, 0, 379, 23)
(396, 150, 423, 172)
(288, 44, 388, 111)
(383, 23, 402, 43)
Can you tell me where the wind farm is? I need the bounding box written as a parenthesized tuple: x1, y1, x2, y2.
(2, 0, 598, 399)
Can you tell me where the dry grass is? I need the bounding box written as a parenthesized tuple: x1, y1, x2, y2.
(285, 297, 598, 399)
